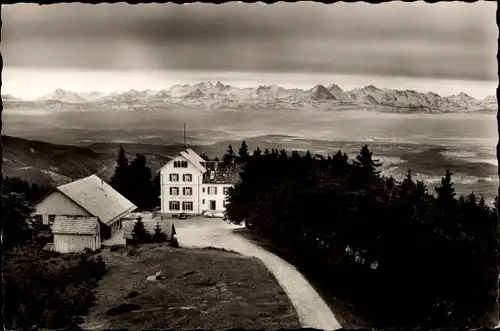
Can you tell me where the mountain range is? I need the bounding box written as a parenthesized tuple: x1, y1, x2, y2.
(3, 81, 497, 114)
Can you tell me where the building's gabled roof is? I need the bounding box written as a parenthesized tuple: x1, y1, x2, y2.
(122, 218, 175, 240)
(179, 150, 206, 172)
(52, 216, 99, 235)
(203, 163, 243, 185)
(55, 174, 137, 226)
(157, 149, 207, 174)
(186, 148, 206, 163)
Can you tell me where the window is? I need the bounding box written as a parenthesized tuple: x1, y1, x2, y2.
(49, 215, 56, 224)
(223, 187, 230, 195)
(169, 201, 180, 211)
(169, 174, 179, 182)
(34, 215, 43, 223)
(202, 187, 205, 193)
(208, 187, 217, 195)
(182, 201, 193, 211)
(183, 174, 192, 182)
(183, 187, 193, 196)
(170, 187, 179, 195)
(202, 199, 205, 204)
(174, 161, 188, 168)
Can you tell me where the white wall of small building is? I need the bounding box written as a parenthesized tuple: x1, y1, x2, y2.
(200, 184, 232, 212)
(53, 233, 101, 253)
(159, 155, 204, 215)
(34, 191, 91, 225)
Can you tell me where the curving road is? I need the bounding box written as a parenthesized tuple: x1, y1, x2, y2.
(171, 217, 342, 330)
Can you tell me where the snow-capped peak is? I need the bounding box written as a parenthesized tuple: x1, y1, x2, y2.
(38, 89, 87, 103)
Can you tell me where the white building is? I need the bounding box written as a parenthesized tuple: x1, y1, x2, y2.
(33, 174, 137, 252)
(157, 148, 242, 216)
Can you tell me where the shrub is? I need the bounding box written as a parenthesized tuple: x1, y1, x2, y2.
(4, 245, 107, 329)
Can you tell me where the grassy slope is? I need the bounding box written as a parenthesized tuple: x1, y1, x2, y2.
(83, 244, 300, 330)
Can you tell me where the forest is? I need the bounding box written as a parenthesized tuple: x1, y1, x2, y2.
(224, 143, 499, 328)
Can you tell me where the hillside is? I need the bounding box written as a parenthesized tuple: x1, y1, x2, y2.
(3, 81, 497, 114)
(2, 136, 180, 187)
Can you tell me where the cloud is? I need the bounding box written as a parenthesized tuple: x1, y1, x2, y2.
(2, 2, 497, 81)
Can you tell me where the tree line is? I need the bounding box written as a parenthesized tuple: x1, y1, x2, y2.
(109, 145, 160, 211)
(225, 143, 499, 328)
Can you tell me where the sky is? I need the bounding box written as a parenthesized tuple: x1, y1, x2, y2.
(2, 2, 498, 99)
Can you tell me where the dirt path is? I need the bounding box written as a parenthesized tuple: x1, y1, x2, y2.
(172, 217, 342, 330)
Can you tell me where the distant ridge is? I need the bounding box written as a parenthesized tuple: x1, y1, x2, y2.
(3, 82, 497, 114)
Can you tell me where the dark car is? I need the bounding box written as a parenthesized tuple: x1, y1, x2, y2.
(179, 213, 188, 219)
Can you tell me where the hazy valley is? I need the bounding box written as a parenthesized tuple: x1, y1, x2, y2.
(3, 100, 497, 203)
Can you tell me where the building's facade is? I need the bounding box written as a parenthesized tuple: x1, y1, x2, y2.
(158, 148, 241, 216)
(33, 174, 137, 252)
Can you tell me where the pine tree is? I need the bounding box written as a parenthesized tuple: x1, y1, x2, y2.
(110, 145, 130, 198)
(252, 147, 262, 158)
(279, 149, 288, 161)
(222, 145, 236, 167)
(131, 216, 151, 244)
(199, 153, 210, 161)
(353, 145, 382, 176)
(128, 154, 153, 210)
(400, 170, 416, 197)
(238, 141, 250, 162)
(264, 148, 270, 156)
(331, 150, 349, 177)
(152, 222, 167, 242)
(435, 169, 456, 204)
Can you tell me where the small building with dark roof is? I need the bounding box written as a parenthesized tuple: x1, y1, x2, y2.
(51, 216, 101, 253)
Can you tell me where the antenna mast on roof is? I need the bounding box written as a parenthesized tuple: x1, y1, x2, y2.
(184, 122, 187, 150)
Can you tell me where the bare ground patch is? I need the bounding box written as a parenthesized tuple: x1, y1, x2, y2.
(81, 244, 300, 330)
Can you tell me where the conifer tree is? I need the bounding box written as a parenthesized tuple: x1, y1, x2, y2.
(400, 170, 416, 197)
(279, 149, 288, 161)
(222, 145, 236, 167)
(264, 148, 270, 156)
(353, 144, 382, 176)
(131, 216, 151, 244)
(252, 147, 262, 158)
(238, 141, 250, 162)
(435, 169, 456, 204)
(128, 153, 153, 210)
(152, 222, 167, 242)
(110, 145, 130, 197)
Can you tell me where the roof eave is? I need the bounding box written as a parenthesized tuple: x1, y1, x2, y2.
(102, 204, 138, 226)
